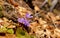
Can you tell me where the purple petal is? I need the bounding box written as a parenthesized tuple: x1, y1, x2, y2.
(26, 13, 33, 18)
(23, 19, 30, 26)
(18, 18, 30, 26)
(18, 18, 25, 23)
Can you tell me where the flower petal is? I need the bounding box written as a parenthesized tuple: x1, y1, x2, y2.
(26, 13, 33, 18)
(18, 18, 24, 23)
(18, 18, 30, 26)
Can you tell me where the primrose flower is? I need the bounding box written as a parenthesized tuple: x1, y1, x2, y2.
(25, 13, 33, 18)
(18, 18, 30, 26)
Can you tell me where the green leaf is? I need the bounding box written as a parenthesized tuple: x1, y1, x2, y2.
(20, 31, 25, 36)
(16, 28, 28, 38)
(0, 27, 7, 33)
(16, 28, 26, 36)
(16, 27, 36, 38)
(30, 35, 36, 38)
(7, 29, 14, 34)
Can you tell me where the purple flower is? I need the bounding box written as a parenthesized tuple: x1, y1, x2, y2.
(18, 18, 25, 23)
(18, 18, 30, 26)
(25, 13, 33, 18)
(23, 19, 30, 26)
